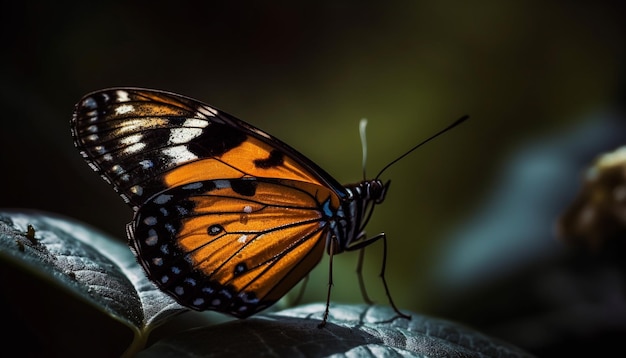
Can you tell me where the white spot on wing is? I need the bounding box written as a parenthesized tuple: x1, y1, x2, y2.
(184, 278, 197, 286)
(121, 134, 143, 145)
(124, 142, 145, 154)
(154, 194, 173, 204)
(121, 134, 145, 154)
(115, 104, 134, 115)
(116, 90, 130, 102)
(183, 118, 209, 128)
(168, 127, 203, 144)
(162, 145, 198, 163)
(146, 230, 158, 246)
(214, 180, 230, 189)
(182, 182, 203, 190)
(238, 234, 247, 243)
(130, 185, 143, 196)
(165, 223, 176, 234)
(88, 162, 100, 172)
(158, 119, 209, 163)
(139, 159, 153, 169)
(82, 97, 97, 109)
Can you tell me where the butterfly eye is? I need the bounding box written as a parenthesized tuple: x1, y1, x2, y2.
(370, 180, 391, 204)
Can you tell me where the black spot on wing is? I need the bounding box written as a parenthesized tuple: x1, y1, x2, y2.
(168, 116, 189, 126)
(188, 121, 247, 157)
(253, 149, 284, 169)
(230, 179, 258, 196)
(202, 180, 217, 192)
(208, 224, 224, 236)
(234, 262, 247, 276)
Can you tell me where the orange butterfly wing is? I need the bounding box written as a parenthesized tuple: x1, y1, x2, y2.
(72, 88, 344, 208)
(129, 178, 332, 316)
(72, 88, 346, 316)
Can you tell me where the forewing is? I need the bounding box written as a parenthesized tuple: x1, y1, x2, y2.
(71, 88, 345, 209)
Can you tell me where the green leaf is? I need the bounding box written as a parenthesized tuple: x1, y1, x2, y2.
(0, 210, 187, 355)
(0, 210, 534, 357)
(138, 303, 534, 357)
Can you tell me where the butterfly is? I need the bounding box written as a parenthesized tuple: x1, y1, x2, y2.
(71, 88, 466, 326)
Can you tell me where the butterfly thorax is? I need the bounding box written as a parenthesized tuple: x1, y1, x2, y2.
(345, 179, 390, 204)
(328, 179, 390, 254)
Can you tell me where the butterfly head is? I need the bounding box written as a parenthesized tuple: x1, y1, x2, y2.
(367, 179, 391, 204)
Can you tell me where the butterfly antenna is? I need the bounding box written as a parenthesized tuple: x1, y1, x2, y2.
(359, 118, 369, 180)
(375, 115, 469, 180)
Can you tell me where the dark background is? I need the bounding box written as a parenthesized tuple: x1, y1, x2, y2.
(2, 1, 626, 356)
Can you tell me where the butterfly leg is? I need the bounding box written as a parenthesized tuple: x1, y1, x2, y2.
(356, 246, 374, 304)
(318, 238, 339, 328)
(347, 232, 411, 322)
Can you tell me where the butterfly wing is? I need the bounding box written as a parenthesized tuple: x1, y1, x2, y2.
(71, 88, 346, 208)
(129, 178, 332, 317)
(71, 88, 346, 316)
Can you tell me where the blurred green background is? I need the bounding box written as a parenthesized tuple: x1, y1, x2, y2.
(2, 1, 625, 356)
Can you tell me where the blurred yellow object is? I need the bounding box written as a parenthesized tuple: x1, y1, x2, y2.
(557, 146, 626, 252)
